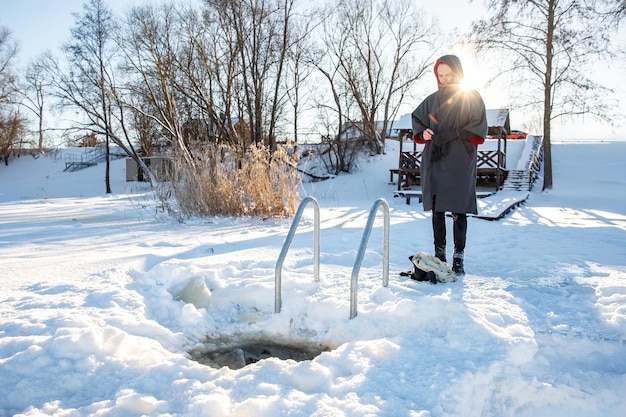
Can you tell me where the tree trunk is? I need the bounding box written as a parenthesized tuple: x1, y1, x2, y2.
(542, 0, 555, 191)
(38, 107, 44, 153)
(105, 135, 111, 194)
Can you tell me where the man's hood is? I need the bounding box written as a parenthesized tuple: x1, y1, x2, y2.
(434, 55, 464, 87)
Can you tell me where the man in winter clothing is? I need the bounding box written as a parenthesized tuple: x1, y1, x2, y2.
(411, 55, 488, 275)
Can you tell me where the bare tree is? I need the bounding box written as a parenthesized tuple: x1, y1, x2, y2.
(471, 0, 612, 190)
(284, 11, 317, 154)
(0, 27, 23, 163)
(41, 0, 158, 189)
(170, 4, 246, 152)
(67, 0, 117, 193)
(313, 0, 435, 172)
(614, 0, 626, 19)
(19, 59, 49, 152)
(119, 3, 196, 168)
(0, 27, 18, 106)
(311, 31, 353, 174)
(39, 0, 120, 192)
(204, 0, 298, 151)
(598, 0, 626, 21)
(121, 0, 308, 157)
(0, 111, 27, 165)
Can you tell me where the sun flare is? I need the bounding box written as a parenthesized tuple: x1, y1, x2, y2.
(450, 44, 486, 92)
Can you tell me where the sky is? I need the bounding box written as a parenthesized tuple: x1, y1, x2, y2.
(0, 0, 486, 67)
(1, 0, 624, 140)
(0, 0, 199, 61)
(1, 137, 625, 416)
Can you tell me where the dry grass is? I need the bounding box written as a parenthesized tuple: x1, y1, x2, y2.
(163, 143, 300, 219)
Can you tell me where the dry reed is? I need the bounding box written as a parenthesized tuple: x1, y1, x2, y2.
(164, 143, 301, 219)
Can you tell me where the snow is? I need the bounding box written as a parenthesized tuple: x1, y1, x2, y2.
(1, 139, 625, 416)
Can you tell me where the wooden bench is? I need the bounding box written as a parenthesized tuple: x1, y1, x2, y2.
(389, 169, 421, 187)
(476, 150, 506, 188)
(389, 168, 400, 183)
(392, 190, 423, 204)
(389, 151, 423, 190)
(393, 190, 493, 205)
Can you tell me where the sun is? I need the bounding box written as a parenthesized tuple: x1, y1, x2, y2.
(460, 76, 477, 91)
(459, 56, 485, 92)
(449, 44, 487, 92)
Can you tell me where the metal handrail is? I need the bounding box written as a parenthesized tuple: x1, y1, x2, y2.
(275, 196, 320, 314)
(350, 198, 390, 319)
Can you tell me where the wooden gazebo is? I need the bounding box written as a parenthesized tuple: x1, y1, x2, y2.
(390, 109, 511, 191)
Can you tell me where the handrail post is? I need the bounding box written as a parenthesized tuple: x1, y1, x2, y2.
(350, 198, 390, 319)
(275, 196, 320, 314)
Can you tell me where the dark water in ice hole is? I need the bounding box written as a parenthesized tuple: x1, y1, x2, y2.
(189, 341, 329, 370)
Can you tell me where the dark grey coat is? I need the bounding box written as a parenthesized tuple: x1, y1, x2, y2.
(411, 56, 488, 214)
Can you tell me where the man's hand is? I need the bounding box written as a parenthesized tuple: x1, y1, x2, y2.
(423, 128, 435, 140)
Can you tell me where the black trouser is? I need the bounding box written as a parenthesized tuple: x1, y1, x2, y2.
(432, 211, 467, 257)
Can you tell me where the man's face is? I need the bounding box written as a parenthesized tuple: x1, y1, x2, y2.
(436, 63, 455, 87)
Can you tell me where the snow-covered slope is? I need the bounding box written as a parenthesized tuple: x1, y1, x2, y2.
(1, 140, 625, 417)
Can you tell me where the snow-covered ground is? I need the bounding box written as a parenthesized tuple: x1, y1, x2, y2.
(1, 139, 625, 416)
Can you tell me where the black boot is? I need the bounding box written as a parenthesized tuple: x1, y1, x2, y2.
(434, 246, 446, 263)
(452, 254, 465, 276)
(452, 258, 464, 275)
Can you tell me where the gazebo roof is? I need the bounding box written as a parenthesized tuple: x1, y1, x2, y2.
(487, 109, 510, 135)
(394, 108, 510, 134)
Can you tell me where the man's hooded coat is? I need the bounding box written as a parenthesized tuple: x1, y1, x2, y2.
(411, 55, 488, 214)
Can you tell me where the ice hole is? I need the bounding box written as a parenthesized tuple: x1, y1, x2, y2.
(188, 339, 329, 370)
(170, 278, 329, 369)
